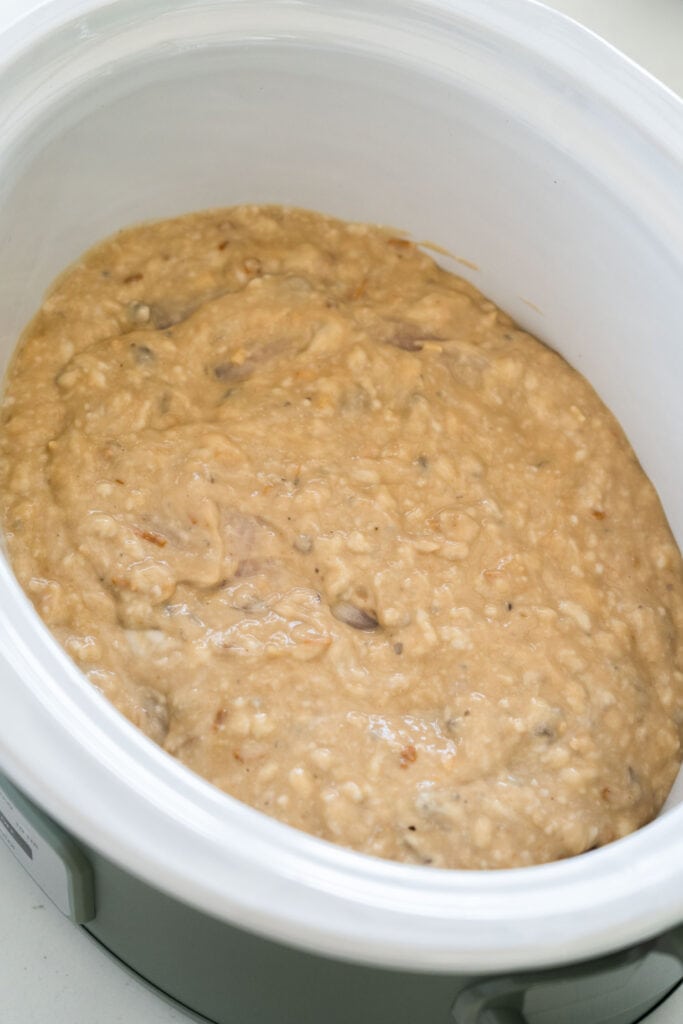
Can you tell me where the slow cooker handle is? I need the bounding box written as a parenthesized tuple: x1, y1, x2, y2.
(452, 928, 683, 1024)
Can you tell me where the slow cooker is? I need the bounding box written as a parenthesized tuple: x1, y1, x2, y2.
(1, 1, 683, 1021)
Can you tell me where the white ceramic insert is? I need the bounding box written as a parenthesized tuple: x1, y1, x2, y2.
(0, 0, 682, 974)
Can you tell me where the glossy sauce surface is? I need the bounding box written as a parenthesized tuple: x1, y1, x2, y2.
(2, 205, 682, 868)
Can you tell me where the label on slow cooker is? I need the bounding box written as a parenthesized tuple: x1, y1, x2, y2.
(0, 782, 93, 922)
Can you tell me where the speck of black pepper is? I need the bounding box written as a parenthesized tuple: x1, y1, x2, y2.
(506, 601, 513, 611)
(408, 825, 416, 831)
(534, 724, 555, 739)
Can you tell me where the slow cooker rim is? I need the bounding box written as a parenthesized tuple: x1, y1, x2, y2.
(0, 0, 682, 973)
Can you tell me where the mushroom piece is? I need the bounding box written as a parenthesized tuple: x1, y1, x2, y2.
(331, 601, 379, 631)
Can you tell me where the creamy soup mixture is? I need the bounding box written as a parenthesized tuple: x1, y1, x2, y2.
(2, 205, 683, 868)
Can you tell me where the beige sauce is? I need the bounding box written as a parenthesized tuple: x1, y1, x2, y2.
(2, 204, 682, 868)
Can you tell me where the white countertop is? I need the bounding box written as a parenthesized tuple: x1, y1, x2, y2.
(1, 2, 682, 1022)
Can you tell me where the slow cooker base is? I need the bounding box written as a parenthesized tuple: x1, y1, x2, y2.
(82, 842, 683, 1024)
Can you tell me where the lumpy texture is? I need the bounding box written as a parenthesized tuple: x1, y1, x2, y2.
(2, 204, 683, 868)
